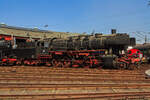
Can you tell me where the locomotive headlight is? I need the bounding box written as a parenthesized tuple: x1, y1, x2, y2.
(43, 50, 45, 53)
(127, 46, 133, 50)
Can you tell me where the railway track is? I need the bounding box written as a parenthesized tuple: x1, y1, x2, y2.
(0, 68, 147, 75)
(0, 77, 145, 82)
(0, 92, 150, 100)
(0, 71, 144, 76)
(0, 83, 150, 88)
(0, 66, 150, 99)
(0, 72, 145, 80)
(1, 65, 148, 71)
(0, 68, 144, 74)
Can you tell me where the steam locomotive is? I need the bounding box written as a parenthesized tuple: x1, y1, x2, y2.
(0, 31, 139, 69)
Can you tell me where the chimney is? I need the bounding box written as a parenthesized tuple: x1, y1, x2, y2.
(111, 29, 116, 34)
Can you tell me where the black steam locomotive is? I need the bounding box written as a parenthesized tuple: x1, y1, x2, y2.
(0, 32, 135, 60)
(0, 30, 138, 69)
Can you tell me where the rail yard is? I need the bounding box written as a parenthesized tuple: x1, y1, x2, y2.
(0, 64, 150, 100)
(1, 0, 150, 99)
(0, 24, 150, 99)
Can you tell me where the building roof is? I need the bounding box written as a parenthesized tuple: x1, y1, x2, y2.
(0, 24, 54, 33)
(0, 24, 80, 39)
(134, 43, 150, 49)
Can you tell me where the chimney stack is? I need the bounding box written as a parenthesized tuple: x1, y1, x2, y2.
(111, 29, 116, 34)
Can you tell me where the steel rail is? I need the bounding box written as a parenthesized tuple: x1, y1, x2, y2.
(0, 92, 150, 99)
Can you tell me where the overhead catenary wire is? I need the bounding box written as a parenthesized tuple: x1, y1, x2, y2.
(131, 31, 150, 43)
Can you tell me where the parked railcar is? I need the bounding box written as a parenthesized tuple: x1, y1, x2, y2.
(134, 43, 150, 63)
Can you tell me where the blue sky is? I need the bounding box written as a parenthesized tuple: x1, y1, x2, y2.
(0, 0, 150, 43)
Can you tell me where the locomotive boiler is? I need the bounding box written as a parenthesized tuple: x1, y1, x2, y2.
(48, 32, 135, 56)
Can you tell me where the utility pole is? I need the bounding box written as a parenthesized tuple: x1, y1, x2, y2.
(134, 31, 150, 44)
(91, 29, 95, 35)
(145, 35, 147, 44)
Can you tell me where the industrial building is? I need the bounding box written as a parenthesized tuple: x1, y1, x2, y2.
(0, 23, 80, 41)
